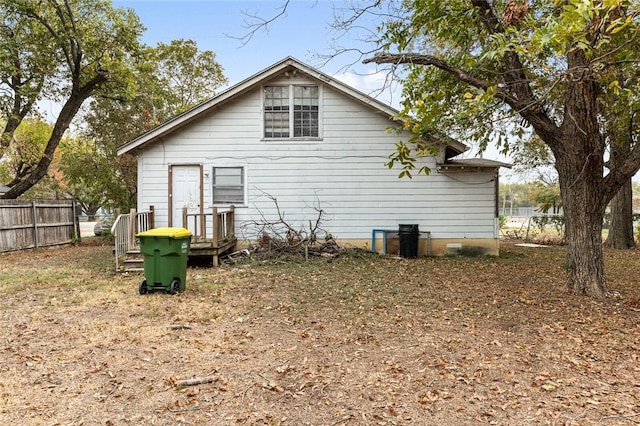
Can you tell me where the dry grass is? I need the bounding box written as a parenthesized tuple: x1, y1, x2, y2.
(0, 240, 639, 425)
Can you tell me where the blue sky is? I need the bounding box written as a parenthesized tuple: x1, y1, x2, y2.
(113, 0, 398, 104)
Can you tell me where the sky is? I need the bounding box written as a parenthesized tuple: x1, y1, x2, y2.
(111, 0, 513, 171)
(113, 0, 397, 102)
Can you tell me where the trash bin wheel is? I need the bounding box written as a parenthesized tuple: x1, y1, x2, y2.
(169, 279, 180, 295)
(139, 280, 148, 295)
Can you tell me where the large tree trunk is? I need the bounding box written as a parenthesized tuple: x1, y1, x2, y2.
(604, 179, 635, 249)
(554, 50, 608, 299)
(557, 155, 608, 298)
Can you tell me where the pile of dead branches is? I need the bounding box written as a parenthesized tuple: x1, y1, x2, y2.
(252, 232, 341, 259)
(242, 193, 342, 260)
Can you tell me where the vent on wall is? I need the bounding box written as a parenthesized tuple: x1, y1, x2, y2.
(445, 243, 462, 255)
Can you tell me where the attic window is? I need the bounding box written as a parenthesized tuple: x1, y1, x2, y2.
(264, 85, 319, 139)
(264, 86, 290, 138)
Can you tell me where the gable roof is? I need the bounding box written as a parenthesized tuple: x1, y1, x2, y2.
(116, 56, 468, 157)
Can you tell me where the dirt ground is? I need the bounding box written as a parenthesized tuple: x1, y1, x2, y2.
(0, 240, 639, 425)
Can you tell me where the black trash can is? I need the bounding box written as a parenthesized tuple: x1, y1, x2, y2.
(398, 224, 419, 258)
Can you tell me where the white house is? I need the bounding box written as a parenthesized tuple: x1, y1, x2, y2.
(117, 57, 510, 256)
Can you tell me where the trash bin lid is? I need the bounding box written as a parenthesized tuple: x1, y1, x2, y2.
(137, 227, 192, 238)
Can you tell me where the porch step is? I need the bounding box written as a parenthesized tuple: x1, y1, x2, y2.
(123, 251, 144, 273)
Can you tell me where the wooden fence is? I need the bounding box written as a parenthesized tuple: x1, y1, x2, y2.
(0, 199, 80, 253)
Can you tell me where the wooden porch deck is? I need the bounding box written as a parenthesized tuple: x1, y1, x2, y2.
(182, 206, 237, 266)
(189, 238, 237, 265)
(112, 205, 237, 271)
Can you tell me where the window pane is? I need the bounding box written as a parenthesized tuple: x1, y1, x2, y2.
(213, 168, 241, 186)
(293, 85, 319, 137)
(265, 111, 289, 138)
(213, 188, 244, 204)
(264, 86, 290, 138)
(213, 167, 244, 204)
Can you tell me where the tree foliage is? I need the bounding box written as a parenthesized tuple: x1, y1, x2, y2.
(59, 135, 112, 217)
(0, 6, 56, 159)
(2, 118, 51, 186)
(529, 182, 562, 214)
(499, 181, 562, 214)
(0, 118, 66, 198)
(499, 182, 534, 212)
(0, 0, 145, 199)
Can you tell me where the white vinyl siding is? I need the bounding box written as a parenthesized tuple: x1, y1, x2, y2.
(136, 72, 499, 241)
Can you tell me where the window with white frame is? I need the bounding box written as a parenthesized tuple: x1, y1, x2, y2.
(264, 86, 290, 138)
(264, 85, 319, 139)
(212, 166, 245, 205)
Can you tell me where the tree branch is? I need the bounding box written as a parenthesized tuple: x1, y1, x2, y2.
(225, 0, 292, 47)
(469, 1, 548, 117)
(363, 52, 516, 104)
(363, 0, 562, 150)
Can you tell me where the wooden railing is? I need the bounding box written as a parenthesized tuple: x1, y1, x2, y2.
(112, 205, 234, 270)
(112, 206, 154, 270)
(182, 205, 235, 244)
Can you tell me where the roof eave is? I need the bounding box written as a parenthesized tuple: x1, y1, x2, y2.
(436, 159, 513, 173)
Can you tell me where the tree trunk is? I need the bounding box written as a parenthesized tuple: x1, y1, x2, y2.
(604, 133, 635, 249)
(604, 179, 635, 249)
(554, 50, 608, 299)
(556, 148, 608, 298)
(0, 96, 81, 199)
(1, 71, 109, 199)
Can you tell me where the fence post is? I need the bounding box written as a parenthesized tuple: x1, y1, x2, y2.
(73, 201, 80, 242)
(32, 201, 39, 248)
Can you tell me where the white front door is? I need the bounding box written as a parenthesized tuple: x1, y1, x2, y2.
(171, 165, 201, 233)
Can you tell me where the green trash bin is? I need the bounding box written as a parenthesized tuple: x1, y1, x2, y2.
(137, 227, 192, 295)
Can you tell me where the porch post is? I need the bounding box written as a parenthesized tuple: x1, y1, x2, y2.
(212, 207, 219, 245)
(128, 208, 136, 250)
(228, 205, 235, 238)
(182, 206, 188, 230)
(149, 205, 155, 229)
(212, 207, 219, 267)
